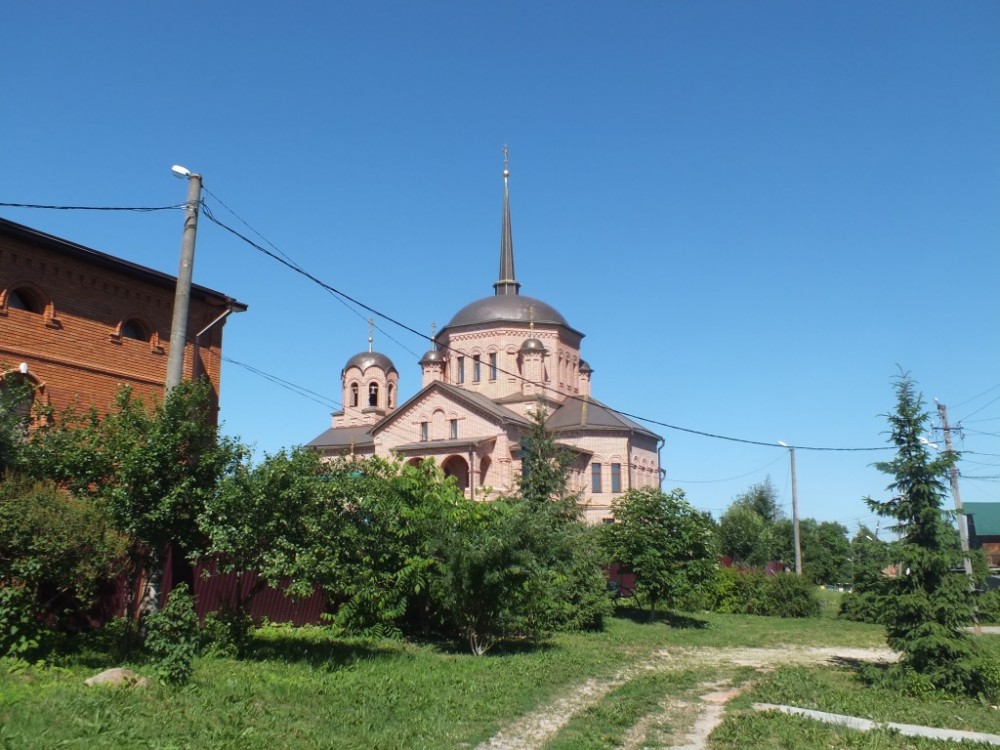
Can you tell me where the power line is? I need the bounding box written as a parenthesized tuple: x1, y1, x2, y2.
(223, 356, 340, 411)
(953, 380, 1000, 411)
(0, 195, 894, 454)
(0, 201, 182, 212)
(201, 209, 891, 453)
(664, 454, 786, 484)
(200, 191, 421, 357)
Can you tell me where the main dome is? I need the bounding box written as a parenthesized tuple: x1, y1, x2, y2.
(443, 293, 568, 330)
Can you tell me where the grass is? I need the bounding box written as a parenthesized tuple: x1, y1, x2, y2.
(2, 610, 992, 750)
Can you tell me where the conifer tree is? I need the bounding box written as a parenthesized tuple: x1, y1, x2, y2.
(866, 374, 975, 691)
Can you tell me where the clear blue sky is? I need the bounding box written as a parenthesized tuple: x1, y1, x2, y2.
(4, 2, 999, 533)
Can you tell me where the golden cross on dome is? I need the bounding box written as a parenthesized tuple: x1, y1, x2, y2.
(503, 144, 510, 178)
(367, 317, 374, 352)
(528, 304, 536, 333)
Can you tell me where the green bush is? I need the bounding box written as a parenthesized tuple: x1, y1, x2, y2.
(199, 607, 253, 657)
(706, 568, 819, 618)
(707, 567, 764, 615)
(975, 587, 1000, 625)
(839, 588, 888, 624)
(762, 573, 820, 618)
(0, 584, 40, 657)
(144, 584, 199, 685)
(967, 654, 1000, 702)
(0, 475, 128, 656)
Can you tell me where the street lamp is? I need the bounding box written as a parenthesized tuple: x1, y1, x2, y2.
(165, 165, 203, 391)
(778, 440, 803, 575)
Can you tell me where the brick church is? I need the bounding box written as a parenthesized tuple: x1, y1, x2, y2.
(308, 162, 663, 523)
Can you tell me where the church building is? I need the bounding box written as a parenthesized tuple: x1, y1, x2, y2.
(307, 162, 663, 523)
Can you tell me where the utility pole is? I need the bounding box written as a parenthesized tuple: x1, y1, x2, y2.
(790, 446, 802, 575)
(937, 401, 974, 578)
(165, 166, 202, 391)
(779, 441, 803, 575)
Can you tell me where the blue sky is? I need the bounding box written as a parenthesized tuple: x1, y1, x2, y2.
(4, 2, 999, 533)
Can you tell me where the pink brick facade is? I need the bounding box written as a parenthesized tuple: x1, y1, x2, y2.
(309, 169, 662, 523)
(0, 218, 245, 420)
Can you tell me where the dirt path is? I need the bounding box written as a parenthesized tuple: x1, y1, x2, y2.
(474, 646, 896, 750)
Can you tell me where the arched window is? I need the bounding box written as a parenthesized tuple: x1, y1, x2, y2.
(7, 287, 43, 313)
(120, 318, 151, 342)
(368, 382, 379, 407)
(350, 382, 359, 407)
(387, 383, 394, 408)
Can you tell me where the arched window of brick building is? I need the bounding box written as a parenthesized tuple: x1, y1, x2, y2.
(120, 318, 152, 342)
(368, 382, 379, 407)
(387, 383, 394, 408)
(6, 287, 43, 314)
(350, 382, 359, 407)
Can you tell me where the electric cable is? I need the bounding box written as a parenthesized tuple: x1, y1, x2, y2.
(202, 209, 891, 453)
(0, 202, 182, 212)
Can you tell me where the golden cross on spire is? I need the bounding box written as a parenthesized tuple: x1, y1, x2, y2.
(367, 317, 374, 352)
(503, 144, 510, 178)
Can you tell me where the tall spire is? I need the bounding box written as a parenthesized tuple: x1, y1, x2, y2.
(494, 144, 521, 296)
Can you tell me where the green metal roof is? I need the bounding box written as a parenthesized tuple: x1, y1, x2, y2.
(964, 502, 1000, 538)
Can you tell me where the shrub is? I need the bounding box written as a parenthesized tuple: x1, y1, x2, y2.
(144, 583, 199, 685)
(762, 573, 820, 618)
(975, 587, 1000, 625)
(707, 567, 765, 615)
(0, 584, 40, 657)
(839, 587, 888, 624)
(706, 568, 819, 618)
(0, 475, 128, 656)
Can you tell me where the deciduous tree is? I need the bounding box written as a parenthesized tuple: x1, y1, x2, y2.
(603, 487, 716, 618)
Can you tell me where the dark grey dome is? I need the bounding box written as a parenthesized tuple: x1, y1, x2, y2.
(344, 351, 397, 373)
(520, 337, 546, 352)
(579, 359, 593, 373)
(420, 349, 445, 364)
(444, 294, 567, 330)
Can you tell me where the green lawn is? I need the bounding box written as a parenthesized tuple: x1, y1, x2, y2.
(1, 612, 994, 750)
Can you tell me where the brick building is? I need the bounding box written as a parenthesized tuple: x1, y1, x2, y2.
(0, 217, 245, 419)
(308, 165, 663, 523)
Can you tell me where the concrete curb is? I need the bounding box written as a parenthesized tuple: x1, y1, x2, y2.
(753, 703, 1000, 746)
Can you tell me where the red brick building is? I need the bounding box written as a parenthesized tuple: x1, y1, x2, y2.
(0, 217, 245, 418)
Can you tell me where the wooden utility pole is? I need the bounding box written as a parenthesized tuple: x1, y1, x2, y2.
(937, 401, 974, 578)
(779, 441, 803, 575)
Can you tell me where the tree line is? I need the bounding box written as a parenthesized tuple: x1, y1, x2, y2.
(3, 372, 995, 700)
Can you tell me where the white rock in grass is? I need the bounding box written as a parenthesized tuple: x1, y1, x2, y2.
(84, 668, 149, 687)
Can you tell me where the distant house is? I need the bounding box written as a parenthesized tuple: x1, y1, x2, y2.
(964, 502, 1000, 568)
(0, 217, 246, 419)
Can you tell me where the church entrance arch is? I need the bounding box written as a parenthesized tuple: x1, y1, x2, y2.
(442, 455, 469, 490)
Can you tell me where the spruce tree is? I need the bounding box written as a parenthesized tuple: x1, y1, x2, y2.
(866, 374, 975, 692)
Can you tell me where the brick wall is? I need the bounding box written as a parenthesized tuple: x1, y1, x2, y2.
(0, 219, 242, 419)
